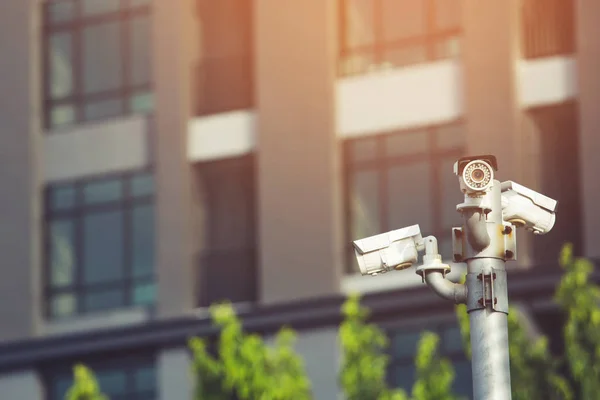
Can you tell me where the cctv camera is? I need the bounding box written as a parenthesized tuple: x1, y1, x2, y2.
(352, 225, 423, 276)
(500, 181, 557, 235)
(454, 155, 498, 195)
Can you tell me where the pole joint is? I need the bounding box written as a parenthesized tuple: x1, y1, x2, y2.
(466, 268, 509, 314)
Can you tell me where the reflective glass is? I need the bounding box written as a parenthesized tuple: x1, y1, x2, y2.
(84, 289, 125, 312)
(130, 173, 155, 197)
(50, 104, 76, 128)
(132, 204, 154, 278)
(50, 293, 77, 318)
(84, 98, 123, 121)
(382, 0, 426, 41)
(443, 325, 464, 352)
(52, 376, 73, 400)
(82, 0, 120, 16)
(134, 366, 156, 391)
(385, 131, 428, 157)
(49, 219, 76, 286)
(393, 364, 415, 392)
(82, 179, 122, 204)
(83, 210, 124, 283)
(345, 0, 375, 48)
(96, 369, 127, 395)
(388, 162, 433, 234)
(47, 1, 75, 24)
(351, 169, 380, 240)
(129, 92, 154, 114)
(131, 15, 151, 86)
(133, 282, 156, 306)
(393, 330, 422, 358)
(83, 21, 123, 93)
(349, 137, 378, 163)
(49, 185, 76, 210)
(49, 33, 73, 99)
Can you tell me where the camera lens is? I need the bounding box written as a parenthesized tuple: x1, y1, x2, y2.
(471, 168, 485, 182)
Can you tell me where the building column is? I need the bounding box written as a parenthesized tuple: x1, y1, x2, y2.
(152, 0, 197, 316)
(461, 0, 538, 266)
(576, 0, 600, 259)
(158, 348, 193, 400)
(254, 0, 343, 304)
(0, 370, 43, 400)
(0, 0, 42, 340)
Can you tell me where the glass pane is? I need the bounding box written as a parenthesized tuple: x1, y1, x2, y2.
(82, 0, 120, 16)
(349, 138, 378, 163)
(345, 0, 375, 48)
(133, 282, 156, 306)
(83, 21, 123, 93)
(84, 289, 125, 312)
(83, 179, 122, 204)
(393, 364, 415, 392)
(434, 36, 461, 60)
(443, 325, 463, 352)
(49, 33, 73, 99)
(435, 0, 461, 30)
(388, 162, 433, 234)
(385, 131, 428, 156)
(129, 92, 154, 114)
(96, 369, 127, 395)
(131, 15, 151, 86)
(436, 124, 465, 149)
(440, 157, 464, 230)
(50, 104, 76, 128)
(52, 376, 73, 400)
(132, 204, 155, 278)
(383, 46, 428, 68)
(50, 293, 77, 318)
(47, 1, 75, 24)
(83, 210, 124, 283)
(134, 366, 156, 391)
(130, 173, 154, 197)
(350, 169, 380, 240)
(49, 185, 76, 210)
(49, 219, 76, 287)
(382, 0, 426, 41)
(84, 98, 124, 121)
(393, 330, 422, 358)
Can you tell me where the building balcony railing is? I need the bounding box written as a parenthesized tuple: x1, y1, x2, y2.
(193, 54, 254, 117)
(521, 0, 575, 59)
(197, 248, 258, 307)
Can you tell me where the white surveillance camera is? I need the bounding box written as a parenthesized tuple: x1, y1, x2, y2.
(454, 155, 498, 195)
(352, 225, 423, 276)
(500, 181, 557, 235)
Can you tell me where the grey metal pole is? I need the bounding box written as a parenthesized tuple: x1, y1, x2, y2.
(461, 181, 512, 400)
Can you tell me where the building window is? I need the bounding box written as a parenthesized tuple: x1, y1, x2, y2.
(193, 155, 257, 306)
(194, 0, 254, 116)
(339, 0, 462, 76)
(47, 356, 156, 400)
(43, 0, 153, 131)
(44, 170, 156, 319)
(387, 323, 472, 397)
(521, 0, 575, 59)
(344, 123, 465, 273)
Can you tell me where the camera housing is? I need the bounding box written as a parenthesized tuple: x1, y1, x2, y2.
(454, 155, 498, 195)
(352, 225, 423, 276)
(500, 181, 558, 235)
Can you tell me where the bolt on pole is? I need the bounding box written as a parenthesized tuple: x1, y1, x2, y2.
(352, 155, 558, 400)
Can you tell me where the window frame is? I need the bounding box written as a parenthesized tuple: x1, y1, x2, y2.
(343, 121, 466, 274)
(338, 0, 462, 75)
(43, 168, 156, 319)
(42, 0, 153, 131)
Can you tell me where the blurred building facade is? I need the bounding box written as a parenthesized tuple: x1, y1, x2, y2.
(0, 0, 597, 398)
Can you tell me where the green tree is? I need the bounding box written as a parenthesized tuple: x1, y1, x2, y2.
(65, 364, 108, 400)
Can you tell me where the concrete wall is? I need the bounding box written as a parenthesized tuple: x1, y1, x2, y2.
(254, 0, 343, 303)
(158, 348, 193, 400)
(0, 0, 42, 340)
(0, 370, 43, 400)
(576, 0, 600, 259)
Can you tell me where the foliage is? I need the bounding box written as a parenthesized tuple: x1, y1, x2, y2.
(556, 243, 600, 399)
(189, 302, 312, 400)
(65, 364, 108, 400)
(339, 293, 462, 400)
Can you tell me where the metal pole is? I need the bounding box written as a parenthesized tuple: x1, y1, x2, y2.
(462, 181, 512, 400)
